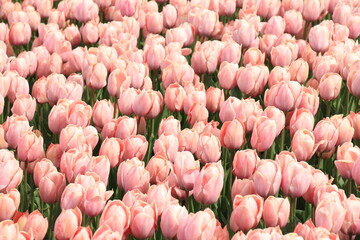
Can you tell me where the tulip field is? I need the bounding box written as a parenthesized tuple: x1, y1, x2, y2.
(2, 0, 360, 239)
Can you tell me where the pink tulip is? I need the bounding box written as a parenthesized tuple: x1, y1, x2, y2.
(99, 200, 130, 234)
(331, 115, 354, 146)
(39, 171, 66, 204)
(347, 112, 360, 140)
(117, 157, 150, 193)
(168, 151, 200, 191)
(129, 200, 157, 239)
(262, 106, 285, 137)
(0, 189, 20, 221)
(71, 227, 92, 240)
(232, 19, 259, 48)
(347, 68, 360, 97)
(281, 161, 312, 198)
(177, 128, 199, 154)
(291, 129, 318, 162)
(312, 55, 340, 83)
(318, 73, 342, 101)
(60, 148, 91, 183)
(251, 116, 277, 152)
(341, 194, 360, 236)
(295, 219, 339, 240)
(54, 208, 82, 240)
(206, 87, 224, 113)
(164, 83, 186, 112)
(270, 44, 293, 67)
(162, 5, 177, 28)
(220, 119, 245, 150)
(230, 195, 263, 232)
(133, 90, 163, 119)
(335, 142, 360, 179)
(243, 48, 265, 66)
(92, 100, 114, 130)
(122, 135, 148, 161)
(237, 65, 269, 97)
(253, 159, 282, 197)
(177, 208, 217, 240)
(196, 132, 221, 164)
(17, 131, 44, 162)
(9, 22, 31, 46)
(315, 198, 346, 233)
(146, 152, 171, 184)
(232, 149, 259, 179)
(83, 181, 113, 217)
(289, 108, 315, 137)
(160, 204, 188, 239)
(33, 158, 57, 188)
(264, 80, 302, 112)
(99, 137, 124, 168)
(59, 124, 88, 152)
(263, 196, 290, 228)
(309, 25, 331, 53)
(67, 100, 92, 128)
(218, 62, 238, 90)
(193, 161, 224, 205)
(313, 118, 339, 153)
(295, 86, 320, 116)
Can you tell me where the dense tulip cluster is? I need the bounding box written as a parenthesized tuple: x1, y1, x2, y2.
(1, 0, 360, 239)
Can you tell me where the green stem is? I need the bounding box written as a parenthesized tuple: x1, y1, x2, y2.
(48, 204, 54, 239)
(290, 197, 297, 231)
(345, 88, 350, 114)
(90, 88, 96, 106)
(23, 161, 28, 211)
(348, 179, 353, 196)
(279, 128, 286, 152)
(317, 158, 324, 171)
(325, 100, 331, 117)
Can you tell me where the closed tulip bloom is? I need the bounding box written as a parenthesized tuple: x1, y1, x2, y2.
(133, 90, 163, 119)
(59, 125, 88, 152)
(0, 189, 20, 221)
(331, 115, 354, 146)
(146, 152, 171, 184)
(162, 4, 177, 28)
(177, 128, 199, 154)
(284, 10, 304, 35)
(60, 183, 84, 210)
(271, 44, 293, 67)
(218, 61, 238, 90)
(309, 25, 331, 53)
(262, 16, 285, 37)
(33, 158, 57, 187)
(83, 181, 113, 217)
(188, 103, 209, 126)
(71, 226, 92, 240)
(81, 21, 99, 44)
(219, 97, 241, 123)
(196, 132, 221, 164)
(341, 194, 360, 236)
(289, 108, 315, 137)
(99, 200, 130, 234)
(9, 22, 31, 46)
(164, 83, 186, 112)
(281, 161, 312, 198)
(169, 151, 200, 191)
(312, 55, 340, 82)
(318, 73, 342, 101)
(146, 183, 175, 216)
(231, 178, 256, 201)
(253, 159, 282, 197)
(193, 161, 224, 205)
(118, 88, 138, 115)
(92, 100, 114, 130)
(19, 210, 48, 240)
(39, 171, 66, 204)
(177, 208, 217, 240)
(99, 138, 124, 168)
(315, 198, 346, 233)
(233, 149, 259, 180)
(313, 118, 339, 153)
(295, 219, 339, 240)
(113, 116, 137, 140)
(302, 0, 322, 22)
(237, 65, 269, 97)
(129, 200, 157, 239)
(54, 208, 82, 240)
(117, 157, 150, 193)
(67, 101, 92, 128)
(264, 81, 302, 112)
(291, 129, 317, 162)
(122, 135, 148, 161)
(251, 116, 277, 152)
(347, 68, 360, 97)
(335, 142, 360, 179)
(268, 66, 290, 88)
(243, 48, 265, 66)
(220, 119, 245, 150)
(262, 106, 285, 137)
(60, 149, 91, 183)
(158, 116, 181, 137)
(263, 196, 290, 228)
(232, 19, 259, 49)
(153, 132, 179, 163)
(17, 131, 44, 162)
(347, 111, 360, 140)
(230, 195, 263, 232)
(295, 86, 320, 116)
(3, 115, 31, 149)
(0, 156, 22, 193)
(145, 12, 163, 34)
(206, 87, 224, 113)
(161, 204, 188, 239)
(288, 58, 309, 84)
(86, 62, 107, 90)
